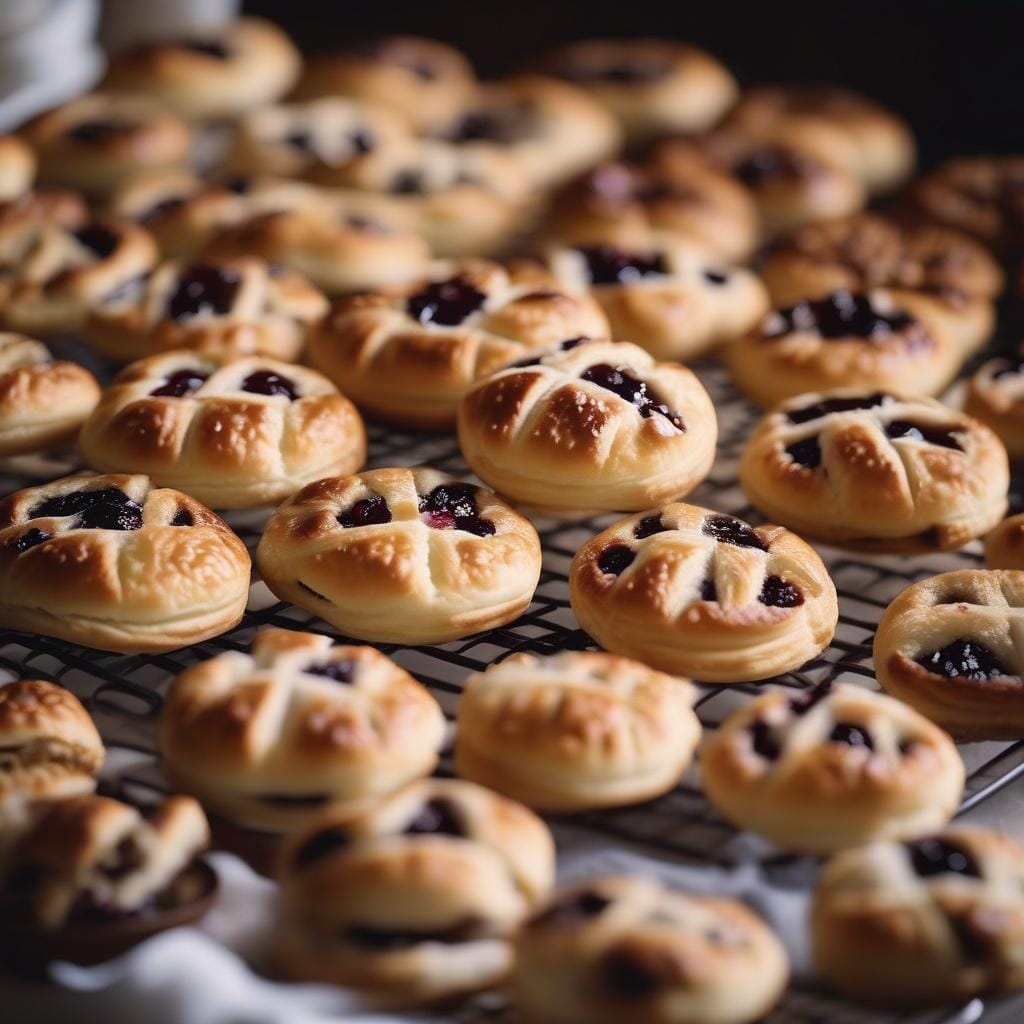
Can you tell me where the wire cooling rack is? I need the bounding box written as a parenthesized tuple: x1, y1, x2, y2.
(1, 344, 1020, 1024)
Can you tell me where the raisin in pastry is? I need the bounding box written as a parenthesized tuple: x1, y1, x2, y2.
(0, 473, 250, 653)
(455, 651, 699, 812)
(740, 389, 1009, 552)
(160, 628, 444, 832)
(569, 503, 838, 682)
(514, 875, 788, 1024)
(308, 259, 608, 428)
(457, 337, 716, 513)
(874, 569, 1024, 740)
(813, 827, 1024, 1006)
(275, 778, 554, 1002)
(256, 467, 542, 644)
(79, 351, 365, 509)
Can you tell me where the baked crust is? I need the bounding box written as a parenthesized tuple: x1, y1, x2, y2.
(159, 628, 444, 831)
(274, 778, 554, 1002)
(85, 255, 326, 362)
(965, 354, 1024, 458)
(568, 503, 838, 682)
(986, 512, 1024, 570)
(0, 472, 251, 653)
(702, 681, 964, 852)
(874, 569, 1024, 740)
(454, 651, 699, 811)
(0, 136, 35, 202)
(308, 259, 608, 428)
(255, 466, 542, 645)
(739, 388, 1009, 552)
(0, 333, 101, 456)
(457, 337, 716, 512)
(514, 875, 789, 1024)
(812, 827, 1024, 1006)
(79, 350, 365, 508)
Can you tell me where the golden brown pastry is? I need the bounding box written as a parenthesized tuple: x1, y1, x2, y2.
(256, 467, 542, 645)
(965, 353, 1024, 458)
(874, 569, 1024, 740)
(986, 511, 1024, 569)
(740, 389, 1009, 552)
(79, 351, 365, 508)
(569, 503, 838, 682)
(457, 337, 717, 513)
(0, 136, 36, 201)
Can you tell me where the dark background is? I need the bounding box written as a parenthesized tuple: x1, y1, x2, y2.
(246, 1, 1024, 169)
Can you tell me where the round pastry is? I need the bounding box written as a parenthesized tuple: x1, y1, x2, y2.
(437, 74, 621, 191)
(702, 681, 963, 853)
(760, 213, 1001, 357)
(873, 569, 1024, 741)
(0, 136, 35, 201)
(812, 827, 1024, 1006)
(656, 130, 865, 241)
(546, 241, 769, 362)
(456, 337, 717, 513)
(257, 467, 542, 645)
(739, 389, 1009, 552)
(294, 36, 476, 134)
(514, 875, 789, 1024)
(85, 256, 327, 362)
(275, 778, 555, 1002)
(541, 38, 738, 145)
(454, 651, 700, 812)
(159, 628, 445, 832)
(568, 503, 838, 683)
(0, 333, 101, 456)
(725, 289, 964, 407)
(78, 351, 365, 509)
(0, 472, 250, 653)
(221, 96, 409, 179)
(307, 259, 609, 429)
(912, 157, 1024, 258)
(542, 160, 760, 265)
(0, 218, 158, 335)
(104, 17, 301, 120)
(22, 93, 191, 196)
(201, 205, 432, 296)
(965, 354, 1024, 458)
(5, 793, 209, 931)
(0, 186, 87, 234)
(986, 512, 1024, 570)
(306, 136, 530, 259)
(722, 85, 915, 194)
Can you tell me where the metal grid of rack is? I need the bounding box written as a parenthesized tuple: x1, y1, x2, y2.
(1, 351, 1019, 1024)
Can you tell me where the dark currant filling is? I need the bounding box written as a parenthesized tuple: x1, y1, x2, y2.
(633, 515, 670, 539)
(283, 130, 313, 152)
(916, 639, 1013, 680)
(150, 367, 209, 397)
(750, 682, 836, 761)
(404, 798, 464, 838)
(73, 224, 120, 259)
(345, 918, 482, 951)
(511, 337, 589, 368)
(700, 576, 718, 602)
(29, 487, 143, 532)
(338, 495, 392, 529)
(597, 544, 635, 576)
(758, 574, 804, 608)
(304, 659, 356, 684)
(446, 108, 532, 146)
(786, 393, 894, 424)
(170, 507, 193, 527)
(602, 947, 666, 998)
(735, 146, 818, 187)
(884, 420, 964, 451)
(703, 268, 730, 285)
(349, 129, 374, 154)
(418, 484, 495, 536)
(99, 837, 146, 881)
(177, 38, 231, 59)
(992, 359, 1024, 380)
(257, 793, 332, 807)
(580, 364, 685, 431)
(7, 527, 50, 552)
(576, 244, 668, 285)
(222, 176, 252, 195)
(391, 170, 425, 195)
(293, 826, 350, 870)
(241, 370, 298, 400)
(750, 719, 782, 761)
(67, 120, 137, 144)
(406, 277, 486, 326)
(560, 60, 672, 84)
(789, 680, 833, 715)
(828, 723, 874, 750)
(785, 436, 822, 469)
(701, 515, 767, 551)
(765, 290, 916, 341)
(166, 265, 242, 320)
(533, 890, 612, 927)
(906, 837, 981, 879)
(141, 196, 186, 222)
